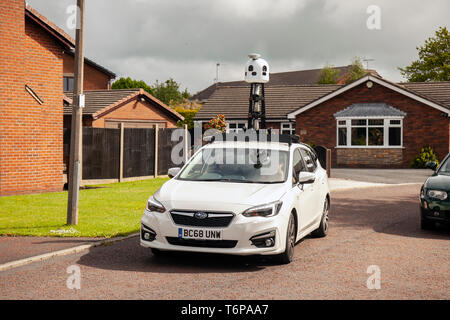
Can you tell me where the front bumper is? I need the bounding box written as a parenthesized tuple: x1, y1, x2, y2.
(420, 198, 450, 225)
(140, 209, 288, 256)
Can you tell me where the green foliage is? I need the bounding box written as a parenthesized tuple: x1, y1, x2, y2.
(111, 77, 154, 95)
(153, 78, 191, 106)
(399, 27, 450, 82)
(112, 77, 192, 106)
(175, 107, 199, 129)
(345, 57, 367, 84)
(318, 65, 340, 84)
(410, 146, 440, 168)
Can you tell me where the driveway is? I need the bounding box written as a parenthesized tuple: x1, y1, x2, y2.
(331, 169, 432, 184)
(1, 184, 448, 299)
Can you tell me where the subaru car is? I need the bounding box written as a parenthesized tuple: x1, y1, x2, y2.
(420, 153, 450, 229)
(140, 138, 330, 264)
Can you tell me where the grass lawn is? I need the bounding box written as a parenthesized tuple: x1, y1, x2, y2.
(0, 178, 169, 238)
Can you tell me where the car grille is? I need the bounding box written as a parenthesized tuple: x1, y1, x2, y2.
(166, 237, 238, 248)
(170, 210, 234, 227)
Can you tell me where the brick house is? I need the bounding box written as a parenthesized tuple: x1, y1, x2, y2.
(0, 1, 182, 196)
(195, 75, 450, 168)
(0, 1, 70, 196)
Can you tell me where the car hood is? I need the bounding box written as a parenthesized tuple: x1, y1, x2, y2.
(155, 179, 287, 213)
(424, 173, 450, 191)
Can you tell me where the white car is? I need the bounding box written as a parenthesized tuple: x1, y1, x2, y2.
(140, 138, 330, 264)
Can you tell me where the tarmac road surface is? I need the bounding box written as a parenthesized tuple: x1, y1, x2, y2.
(1, 184, 449, 300)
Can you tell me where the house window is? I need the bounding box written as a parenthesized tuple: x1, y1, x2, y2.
(63, 76, 74, 92)
(227, 122, 247, 133)
(281, 122, 295, 135)
(336, 118, 403, 147)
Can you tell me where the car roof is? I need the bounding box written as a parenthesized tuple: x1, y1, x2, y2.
(203, 140, 304, 151)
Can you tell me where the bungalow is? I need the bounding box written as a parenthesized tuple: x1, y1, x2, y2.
(194, 75, 450, 168)
(191, 66, 379, 102)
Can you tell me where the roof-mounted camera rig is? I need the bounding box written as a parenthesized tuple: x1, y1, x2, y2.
(204, 54, 302, 146)
(245, 53, 269, 130)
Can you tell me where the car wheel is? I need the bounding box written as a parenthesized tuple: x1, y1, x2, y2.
(421, 218, 435, 230)
(312, 198, 329, 238)
(276, 212, 296, 264)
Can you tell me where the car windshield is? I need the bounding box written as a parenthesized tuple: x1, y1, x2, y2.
(178, 147, 289, 184)
(438, 156, 450, 175)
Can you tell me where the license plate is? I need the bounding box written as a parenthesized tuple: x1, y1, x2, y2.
(178, 228, 222, 240)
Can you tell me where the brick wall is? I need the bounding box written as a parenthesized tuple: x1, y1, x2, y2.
(63, 53, 112, 91)
(296, 81, 450, 168)
(336, 148, 403, 167)
(0, 0, 63, 196)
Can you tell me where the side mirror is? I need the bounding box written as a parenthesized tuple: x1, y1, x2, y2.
(168, 167, 181, 178)
(298, 171, 315, 184)
(425, 161, 437, 171)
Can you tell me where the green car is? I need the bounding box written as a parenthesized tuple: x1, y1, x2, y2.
(420, 154, 450, 230)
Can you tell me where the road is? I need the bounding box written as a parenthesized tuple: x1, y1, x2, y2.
(1, 184, 449, 300)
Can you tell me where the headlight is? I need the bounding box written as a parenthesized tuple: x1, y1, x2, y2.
(147, 196, 166, 213)
(427, 190, 448, 201)
(242, 201, 283, 217)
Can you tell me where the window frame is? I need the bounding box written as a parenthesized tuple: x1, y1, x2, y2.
(280, 122, 295, 135)
(226, 121, 247, 133)
(336, 117, 403, 148)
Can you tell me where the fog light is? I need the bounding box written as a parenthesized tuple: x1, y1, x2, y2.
(141, 224, 156, 241)
(250, 231, 276, 248)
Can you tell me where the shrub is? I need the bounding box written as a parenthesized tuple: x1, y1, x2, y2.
(205, 114, 226, 132)
(410, 146, 440, 168)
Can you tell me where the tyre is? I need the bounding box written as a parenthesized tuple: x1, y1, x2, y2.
(276, 212, 296, 264)
(421, 218, 435, 230)
(311, 198, 329, 238)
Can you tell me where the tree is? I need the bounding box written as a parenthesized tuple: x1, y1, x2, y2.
(111, 77, 154, 95)
(399, 27, 450, 82)
(174, 99, 203, 129)
(317, 64, 340, 84)
(345, 57, 367, 84)
(152, 78, 191, 106)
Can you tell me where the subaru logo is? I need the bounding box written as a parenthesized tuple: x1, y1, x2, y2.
(194, 212, 208, 219)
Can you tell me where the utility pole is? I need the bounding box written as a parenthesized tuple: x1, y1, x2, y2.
(67, 0, 85, 225)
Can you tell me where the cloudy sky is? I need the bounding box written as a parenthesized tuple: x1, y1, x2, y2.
(28, 0, 449, 94)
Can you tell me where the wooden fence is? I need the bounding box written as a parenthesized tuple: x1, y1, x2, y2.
(64, 126, 188, 181)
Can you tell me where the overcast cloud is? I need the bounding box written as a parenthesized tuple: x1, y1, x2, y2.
(28, 0, 450, 94)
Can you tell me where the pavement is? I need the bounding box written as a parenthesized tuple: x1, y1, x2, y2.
(331, 168, 432, 184)
(1, 183, 449, 299)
